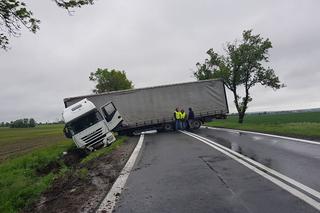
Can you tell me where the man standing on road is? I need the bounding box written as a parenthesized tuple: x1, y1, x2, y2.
(180, 109, 187, 129)
(174, 108, 181, 130)
(187, 107, 195, 129)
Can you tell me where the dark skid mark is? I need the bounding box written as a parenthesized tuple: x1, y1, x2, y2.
(205, 134, 232, 149)
(203, 132, 271, 169)
(198, 155, 229, 163)
(248, 153, 257, 161)
(261, 158, 273, 168)
(200, 134, 275, 172)
(199, 156, 253, 213)
(204, 133, 245, 155)
(132, 163, 152, 172)
(231, 142, 242, 154)
(199, 156, 231, 189)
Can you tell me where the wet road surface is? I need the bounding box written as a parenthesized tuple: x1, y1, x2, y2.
(197, 127, 320, 192)
(114, 129, 320, 213)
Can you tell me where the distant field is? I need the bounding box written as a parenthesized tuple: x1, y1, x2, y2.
(0, 124, 74, 212)
(0, 124, 65, 161)
(206, 111, 320, 140)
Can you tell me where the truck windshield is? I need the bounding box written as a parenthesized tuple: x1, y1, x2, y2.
(67, 110, 103, 135)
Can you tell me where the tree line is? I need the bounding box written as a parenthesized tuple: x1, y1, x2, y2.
(0, 118, 36, 128)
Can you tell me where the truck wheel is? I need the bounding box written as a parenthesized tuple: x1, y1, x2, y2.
(133, 130, 142, 136)
(126, 131, 134, 136)
(192, 120, 201, 130)
(163, 123, 173, 131)
(118, 131, 127, 136)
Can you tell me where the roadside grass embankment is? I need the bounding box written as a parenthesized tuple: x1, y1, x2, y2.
(0, 139, 74, 213)
(206, 111, 320, 141)
(0, 124, 127, 212)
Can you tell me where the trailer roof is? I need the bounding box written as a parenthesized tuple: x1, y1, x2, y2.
(64, 79, 224, 102)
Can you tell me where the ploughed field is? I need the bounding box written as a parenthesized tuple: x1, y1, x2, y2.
(0, 124, 66, 161)
(207, 111, 320, 140)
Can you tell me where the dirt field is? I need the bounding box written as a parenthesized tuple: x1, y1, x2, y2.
(24, 136, 138, 213)
(0, 124, 65, 161)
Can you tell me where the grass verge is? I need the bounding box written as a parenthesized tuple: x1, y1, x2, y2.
(0, 136, 127, 213)
(206, 112, 320, 140)
(81, 136, 127, 164)
(0, 139, 73, 213)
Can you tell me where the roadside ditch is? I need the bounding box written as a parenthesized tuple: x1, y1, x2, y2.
(23, 136, 138, 213)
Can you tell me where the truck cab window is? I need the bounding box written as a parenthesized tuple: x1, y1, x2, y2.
(67, 110, 103, 135)
(102, 103, 116, 122)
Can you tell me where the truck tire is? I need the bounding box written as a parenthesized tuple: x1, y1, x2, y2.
(126, 131, 135, 136)
(163, 123, 174, 131)
(191, 120, 201, 130)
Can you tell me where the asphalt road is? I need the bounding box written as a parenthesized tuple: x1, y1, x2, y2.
(114, 128, 320, 213)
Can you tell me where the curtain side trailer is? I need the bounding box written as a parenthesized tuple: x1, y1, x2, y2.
(63, 79, 229, 136)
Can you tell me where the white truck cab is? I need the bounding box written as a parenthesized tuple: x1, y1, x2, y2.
(62, 99, 123, 150)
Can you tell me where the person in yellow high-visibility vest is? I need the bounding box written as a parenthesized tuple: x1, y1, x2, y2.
(174, 108, 182, 130)
(180, 109, 187, 129)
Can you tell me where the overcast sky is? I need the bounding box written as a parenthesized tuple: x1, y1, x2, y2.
(1, 0, 320, 122)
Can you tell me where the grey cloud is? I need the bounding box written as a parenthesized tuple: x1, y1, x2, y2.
(1, 0, 320, 122)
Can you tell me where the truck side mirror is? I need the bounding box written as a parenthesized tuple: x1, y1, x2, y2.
(63, 126, 72, 138)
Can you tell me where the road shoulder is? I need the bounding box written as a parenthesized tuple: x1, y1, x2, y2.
(23, 136, 139, 213)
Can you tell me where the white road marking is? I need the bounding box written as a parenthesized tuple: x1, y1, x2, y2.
(96, 134, 145, 213)
(181, 130, 320, 211)
(143, 130, 158, 134)
(203, 126, 320, 145)
(185, 131, 320, 200)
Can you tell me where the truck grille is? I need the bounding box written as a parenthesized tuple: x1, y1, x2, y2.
(81, 128, 106, 146)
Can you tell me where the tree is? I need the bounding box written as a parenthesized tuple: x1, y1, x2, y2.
(0, 0, 94, 50)
(194, 30, 284, 123)
(9, 118, 36, 128)
(29, 118, 36, 127)
(89, 68, 134, 93)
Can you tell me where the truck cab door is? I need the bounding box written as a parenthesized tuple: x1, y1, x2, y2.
(101, 102, 123, 131)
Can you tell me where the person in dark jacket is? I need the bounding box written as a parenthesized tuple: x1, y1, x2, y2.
(187, 108, 195, 129)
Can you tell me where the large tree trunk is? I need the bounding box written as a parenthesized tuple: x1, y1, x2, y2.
(238, 84, 250, 123)
(238, 112, 245, 123)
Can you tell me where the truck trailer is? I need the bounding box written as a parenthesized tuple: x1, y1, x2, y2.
(62, 79, 228, 149)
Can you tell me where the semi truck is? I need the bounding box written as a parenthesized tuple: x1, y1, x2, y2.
(62, 79, 229, 150)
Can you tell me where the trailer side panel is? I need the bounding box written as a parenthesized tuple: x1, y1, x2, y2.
(64, 80, 228, 128)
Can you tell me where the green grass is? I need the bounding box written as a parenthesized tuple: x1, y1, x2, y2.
(206, 111, 320, 140)
(0, 139, 74, 213)
(0, 124, 65, 161)
(0, 123, 127, 213)
(0, 124, 64, 145)
(81, 136, 127, 164)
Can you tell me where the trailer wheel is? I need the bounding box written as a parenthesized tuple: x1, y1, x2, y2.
(192, 120, 201, 130)
(126, 131, 135, 136)
(163, 123, 174, 131)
